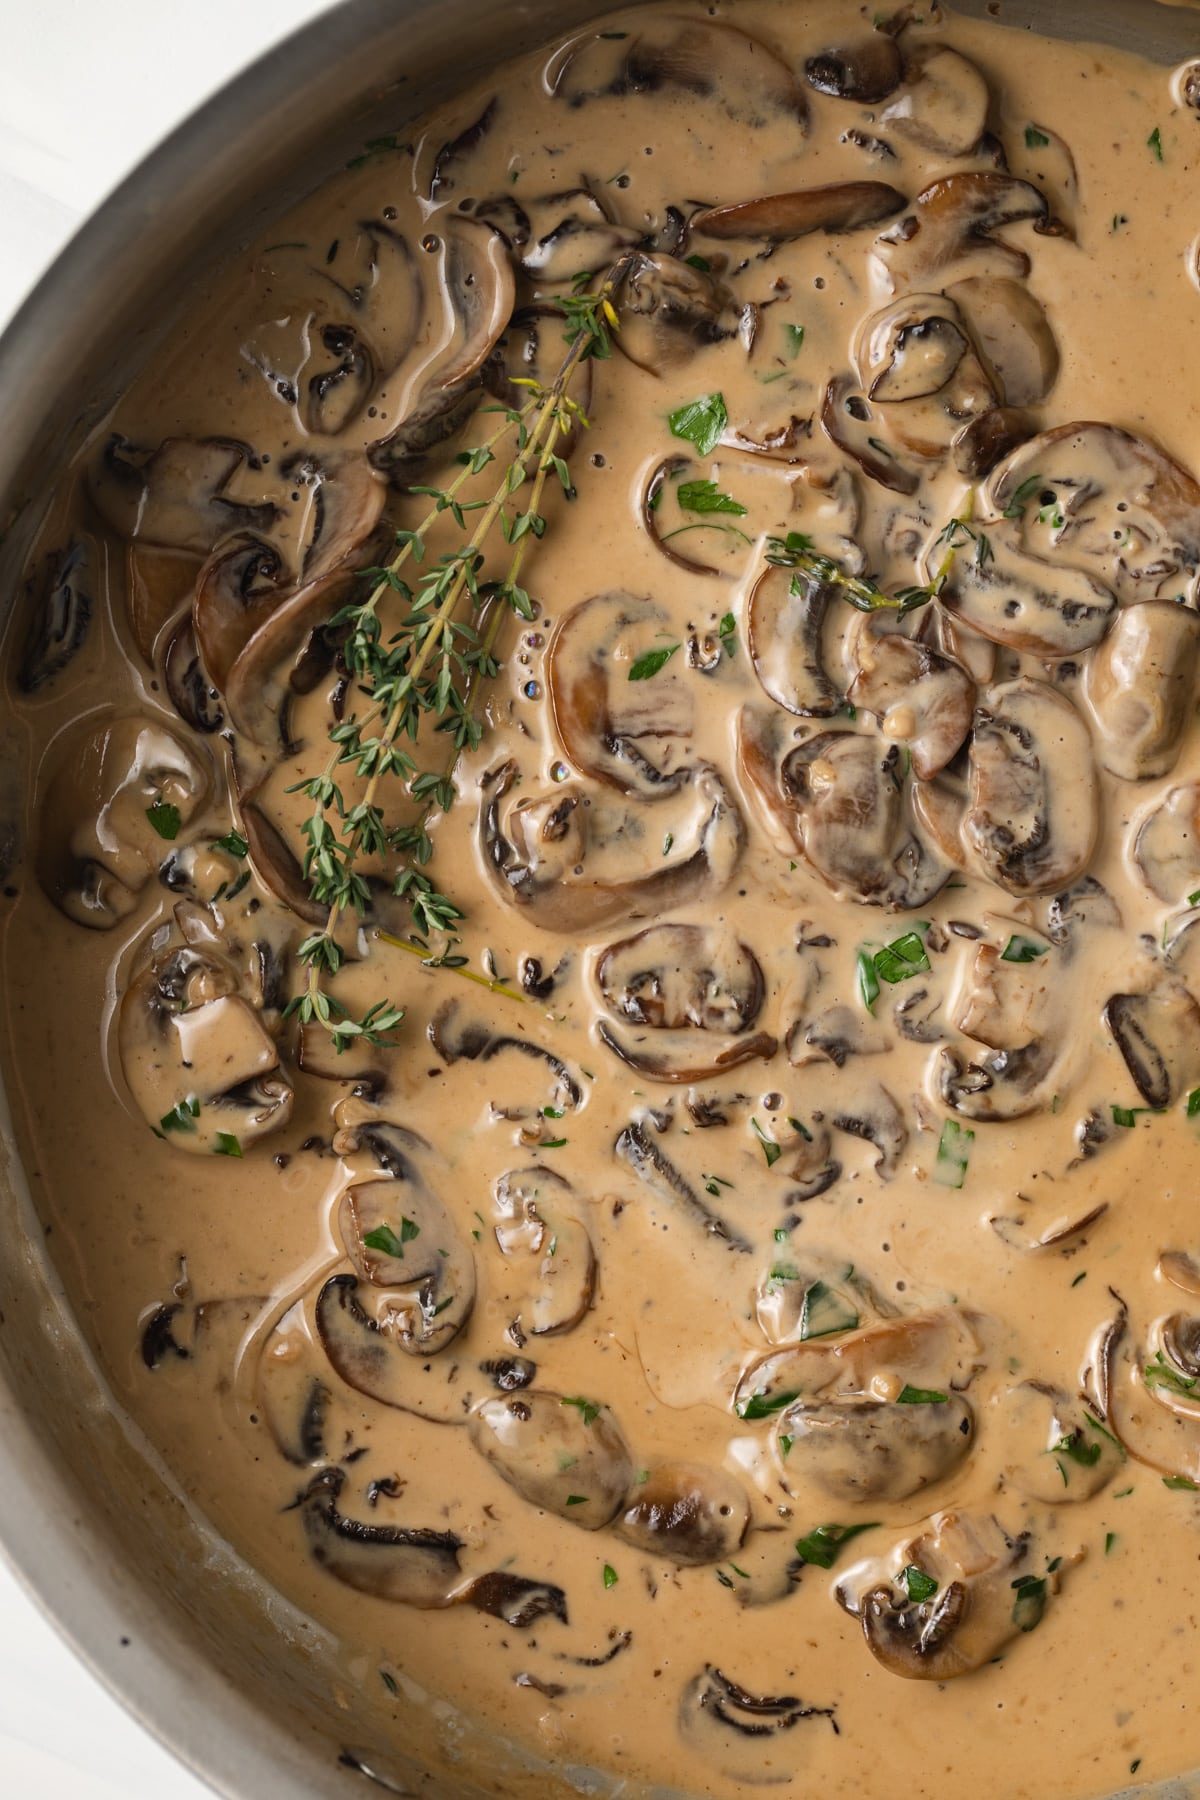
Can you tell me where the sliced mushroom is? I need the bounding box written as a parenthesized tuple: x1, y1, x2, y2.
(734, 1308, 981, 1421)
(36, 716, 212, 929)
(878, 45, 991, 158)
(480, 759, 743, 936)
(1101, 1305, 1200, 1484)
(595, 923, 776, 1082)
(1104, 988, 1200, 1109)
(846, 623, 974, 780)
(614, 1120, 752, 1251)
(944, 277, 1059, 407)
(875, 174, 1054, 289)
(514, 188, 641, 285)
(546, 17, 809, 129)
(678, 1665, 835, 1784)
(89, 435, 278, 556)
(611, 251, 744, 375)
(820, 374, 922, 495)
(1133, 784, 1200, 903)
(691, 182, 905, 244)
(954, 936, 1047, 1052)
(427, 999, 582, 1115)
(951, 406, 1037, 480)
(776, 1391, 973, 1504)
(993, 1381, 1123, 1504)
(118, 937, 292, 1152)
(988, 1201, 1108, 1253)
(492, 1167, 596, 1337)
(839, 1511, 1041, 1680)
(334, 1121, 476, 1354)
(614, 1463, 750, 1565)
(984, 423, 1200, 605)
(830, 1084, 909, 1178)
(961, 678, 1097, 895)
(933, 1038, 1056, 1122)
(468, 1389, 633, 1528)
(804, 37, 904, 103)
(933, 521, 1116, 657)
(18, 543, 92, 693)
(1082, 601, 1200, 780)
(853, 294, 969, 404)
(314, 1275, 474, 1424)
(747, 564, 843, 717)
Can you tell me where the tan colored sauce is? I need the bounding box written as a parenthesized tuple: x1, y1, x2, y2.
(5, 4, 1200, 1794)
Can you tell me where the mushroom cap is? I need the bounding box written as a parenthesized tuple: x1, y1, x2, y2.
(691, 182, 906, 244)
(777, 1392, 973, 1504)
(804, 36, 904, 103)
(614, 1463, 750, 1565)
(546, 16, 810, 129)
(468, 1388, 634, 1528)
(1083, 600, 1200, 781)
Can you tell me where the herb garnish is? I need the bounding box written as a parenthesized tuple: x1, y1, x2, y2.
(784, 323, 805, 358)
(934, 1119, 974, 1189)
(213, 1132, 243, 1158)
(1163, 1475, 1199, 1490)
(1144, 1350, 1197, 1396)
(794, 1520, 879, 1570)
(738, 1388, 798, 1421)
(1112, 1104, 1165, 1129)
(603, 1563, 618, 1587)
(1011, 1573, 1047, 1632)
(798, 1278, 859, 1341)
(211, 830, 249, 858)
(146, 798, 182, 840)
(628, 644, 680, 682)
(1025, 125, 1050, 148)
(159, 1096, 200, 1135)
(676, 479, 746, 516)
(1001, 934, 1049, 964)
(562, 1395, 601, 1426)
(1148, 126, 1164, 161)
(668, 392, 728, 456)
(718, 611, 737, 658)
(901, 1565, 939, 1603)
(363, 1217, 420, 1259)
(751, 1116, 782, 1168)
(897, 1384, 949, 1404)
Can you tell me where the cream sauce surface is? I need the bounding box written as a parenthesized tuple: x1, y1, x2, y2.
(6, 3, 1200, 1796)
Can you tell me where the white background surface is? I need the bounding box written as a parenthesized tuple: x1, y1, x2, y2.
(0, 4, 333, 1792)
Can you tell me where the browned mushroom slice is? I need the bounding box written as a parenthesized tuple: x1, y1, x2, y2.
(483, 304, 594, 453)
(933, 521, 1116, 657)
(954, 933, 1048, 1052)
(480, 760, 743, 934)
(615, 252, 744, 375)
(777, 727, 949, 907)
(615, 1464, 750, 1566)
(1083, 601, 1200, 781)
(546, 590, 694, 795)
(468, 1388, 633, 1528)
(1133, 784, 1200, 903)
(951, 406, 1036, 480)
(987, 1201, 1108, 1254)
(492, 1167, 596, 1337)
(830, 1085, 909, 1178)
(839, 1511, 1044, 1681)
(678, 1666, 835, 1782)
(915, 599, 996, 684)
(935, 1036, 1056, 1123)
(735, 1308, 982, 1420)
(223, 566, 357, 748)
(18, 543, 92, 693)
(517, 188, 642, 284)
(614, 1120, 752, 1252)
(962, 678, 1097, 895)
(546, 17, 809, 129)
(691, 182, 905, 244)
(776, 1392, 973, 1504)
(1104, 989, 1200, 1110)
(846, 624, 974, 779)
(821, 375, 922, 495)
(595, 922, 776, 1083)
(944, 277, 1059, 407)
(118, 938, 292, 1153)
(993, 1381, 1123, 1504)
(1046, 876, 1122, 952)
(89, 435, 278, 555)
(1101, 1305, 1200, 1485)
(875, 174, 1053, 288)
(804, 37, 904, 103)
(747, 564, 842, 717)
(36, 716, 212, 928)
(878, 45, 990, 158)
(237, 799, 324, 924)
(984, 423, 1200, 604)
(314, 1275, 475, 1424)
(853, 294, 969, 404)
(334, 1122, 476, 1354)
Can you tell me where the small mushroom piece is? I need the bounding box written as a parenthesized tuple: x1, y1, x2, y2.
(804, 37, 904, 103)
(480, 760, 744, 934)
(118, 941, 293, 1153)
(1132, 784, 1200, 903)
(933, 1038, 1056, 1123)
(614, 1463, 751, 1565)
(933, 521, 1117, 657)
(747, 564, 842, 717)
(89, 435, 278, 556)
(820, 374, 922, 495)
(984, 423, 1200, 606)
(875, 173, 1053, 289)
(853, 294, 969, 404)
(954, 937, 1047, 1052)
(840, 1511, 1040, 1680)
(944, 277, 1059, 407)
(546, 590, 693, 796)
(1102, 1306, 1200, 1484)
(595, 922, 777, 1082)
(299, 1467, 465, 1608)
(516, 188, 642, 284)
(1159, 1251, 1200, 1297)
(36, 716, 212, 928)
(776, 1392, 973, 1504)
(614, 253, 744, 375)
(993, 1381, 1123, 1504)
(951, 406, 1037, 480)
(961, 678, 1097, 895)
(691, 181, 905, 244)
(846, 623, 974, 779)
(1103, 988, 1200, 1110)
(774, 726, 949, 907)
(830, 1084, 910, 1179)
(735, 1308, 982, 1421)
(335, 1122, 476, 1354)
(426, 999, 582, 1116)
(878, 45, 991, 158)
(18, 543, 92, 693)
(492, 1167, 596, 1337)
(678, 1666, 835, 1783)
(546, 17, 810, 129)
(314, 1275, 474, 1424)
(614, 1120, 753, 1252)
(468, 1389, 633, 1528)
(1082, 601, 1200, 781)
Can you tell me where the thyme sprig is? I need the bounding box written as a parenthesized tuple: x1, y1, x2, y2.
(764, 510, 988, 615)
(284, 262, 628, 1050)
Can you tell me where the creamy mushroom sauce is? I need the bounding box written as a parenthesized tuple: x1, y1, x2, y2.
(5, 3, 1200, 1795)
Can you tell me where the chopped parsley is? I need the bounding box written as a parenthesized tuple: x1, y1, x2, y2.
(676, 479, 746, 516)
(565, 1494, 588, 1506)
(562, 1395, 601, 1426)
(751, 1116, 782, 1168)
(934, 1119, 974, 1190)
(363, 1216, 420, 1259)
(858, 930, 930, 1009)
(718, 611, 737, 658)
(738, 1387, 798, 1421)
(1001, 934, 1049, 964)
(210, 830, 249, 858)
(146, 798, 182, 840)
(1163, 1475, 1199, 1490)
(159, 1095, 200, 1135)
(1111, 1103, 1165, 1129)
(897, 1384, 949, 1405)
(628, 644, 680, 682)
(794, 1520, 879, 1570)
(1002, 472, 1045, 519)
(783, 323, 805, 358)
(667, 391, 728, 457)
(1011, 1573, 1047, 1633)
(213, 1132, 243, 1158)
(901, 1565, 939, 1603)
(798, 1278, 859, 1342)
(1025, 125, 1051, 148)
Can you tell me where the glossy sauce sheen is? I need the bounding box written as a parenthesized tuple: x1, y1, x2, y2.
(5, 3, 1200, 1795)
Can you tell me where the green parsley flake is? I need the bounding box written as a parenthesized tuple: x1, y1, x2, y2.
(934, 1119, 974, 1190)
(794, 1520, 879, 1570)
(667, 392, 728, 457)
(902, 1565, 939, 1603)
(146, 798, 182, 840)
(628, 644, 680, 682)
(213, 1132, 243, 1158)
(676, 479, 746, 516)
(1001, 934, 1049, 964)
